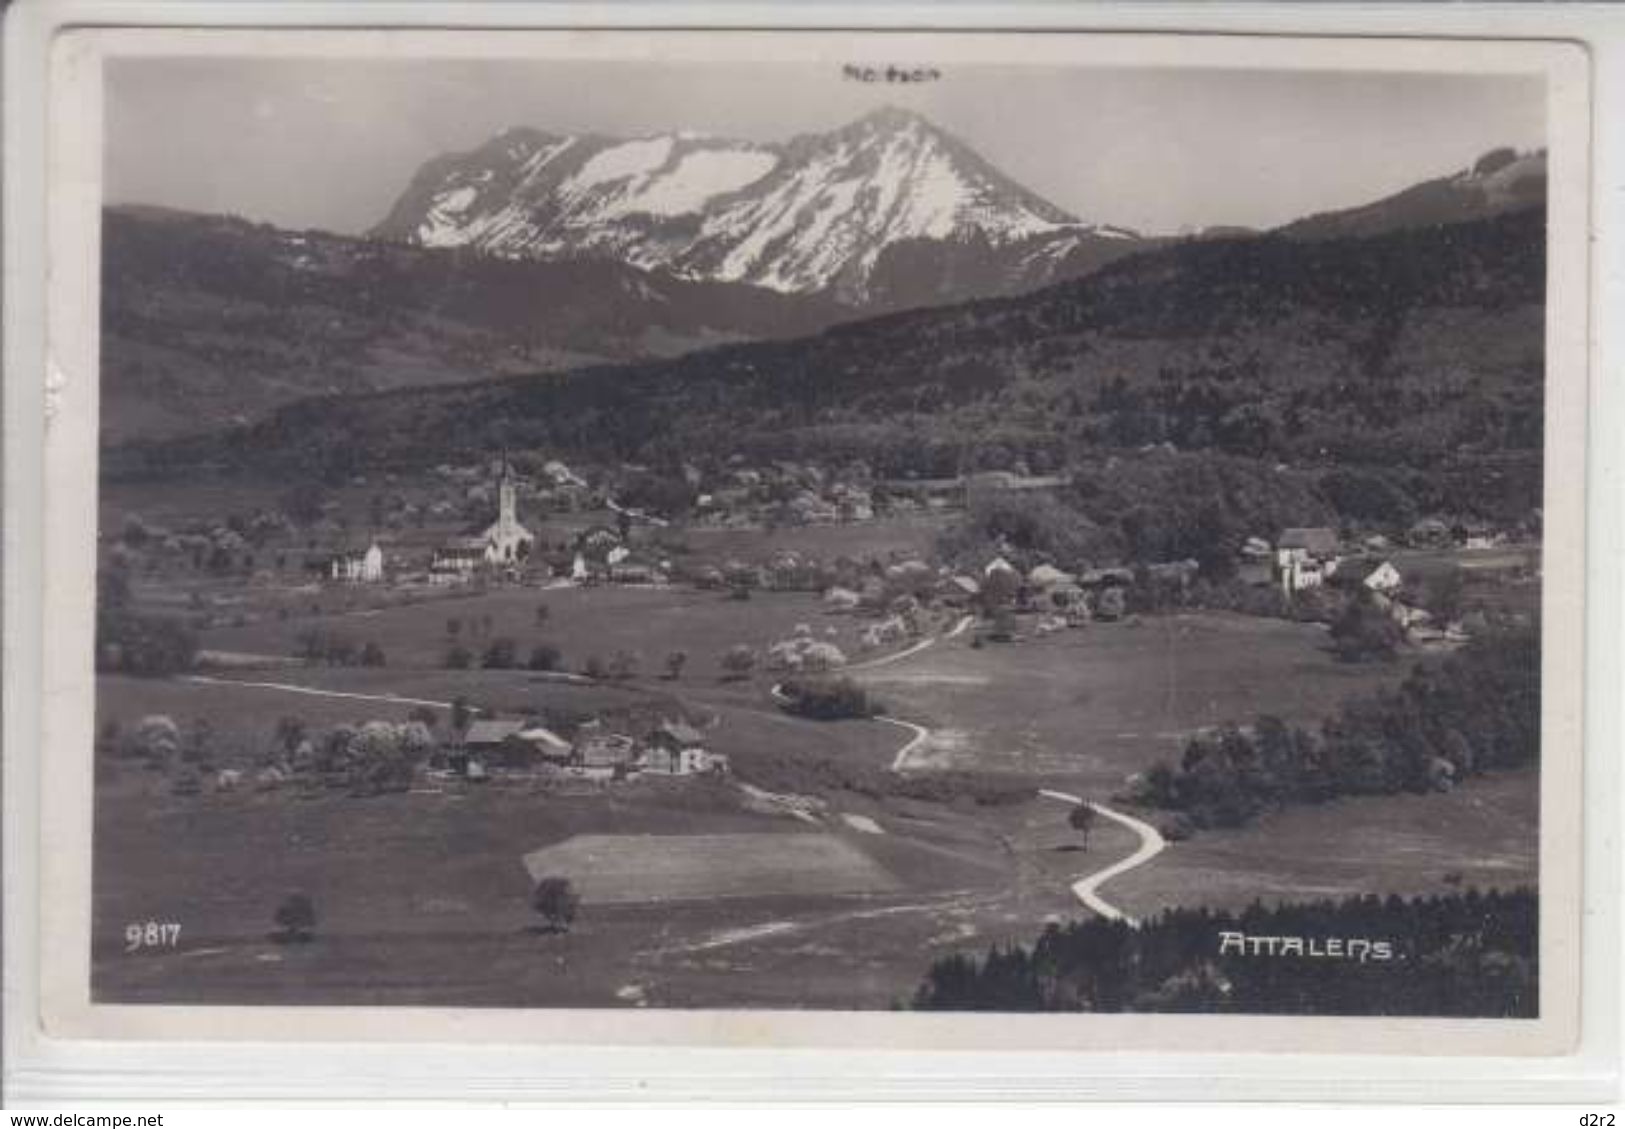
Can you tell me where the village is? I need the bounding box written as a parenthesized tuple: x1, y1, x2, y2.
(99, 451, 1539, 806)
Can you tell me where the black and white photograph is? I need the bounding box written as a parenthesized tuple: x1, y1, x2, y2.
(58, 29, 1586, 1041)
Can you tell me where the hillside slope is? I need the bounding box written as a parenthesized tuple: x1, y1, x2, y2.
(101, 206, 848, 441)
(112, 207, 1546, 518)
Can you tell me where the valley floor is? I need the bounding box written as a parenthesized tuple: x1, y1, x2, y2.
(92, 584, 1539, 1011)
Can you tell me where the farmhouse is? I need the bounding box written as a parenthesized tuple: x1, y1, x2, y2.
(1408, 517, 1453, 548)
(429, 539, 488, 584)
(454, 718, 523, 774)
(1275, 527, 1341, 593)
(1333, 558, 1404, 594)
(641, 720, 725, 776)
(1027, 563, 1075, 589)
(573, 723, 637, 777)
(935, 574, 980, 607)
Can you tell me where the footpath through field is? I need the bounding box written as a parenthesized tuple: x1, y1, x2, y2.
(182, 674, 465, 709)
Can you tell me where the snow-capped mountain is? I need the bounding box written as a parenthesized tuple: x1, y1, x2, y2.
(371, 106, 1145, 305)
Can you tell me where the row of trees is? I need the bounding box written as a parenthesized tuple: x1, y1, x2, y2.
(912, 887, 1537, 1017)
(296, 628, 387, 667)
(1131, 624, 1540, 830)
(270, 875, 582, 946)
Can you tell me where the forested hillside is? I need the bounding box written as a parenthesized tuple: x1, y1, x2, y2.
(109, 207, 1545, 526)
(912, 888, 1537, 1017)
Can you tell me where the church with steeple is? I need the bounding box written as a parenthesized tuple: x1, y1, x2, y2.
(428, 458, 535, 582)
(479, 458, 535, 563)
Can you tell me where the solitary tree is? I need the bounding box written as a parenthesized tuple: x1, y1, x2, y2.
(531, 876, 580, 934)
(1068, 802, 1098, 850)
(664, 649, 689, 681)
(720, 644, 757, 681)
(535, 603, 551, 628)
(273, 892, 318, 943)
(607, 649, 641, 681)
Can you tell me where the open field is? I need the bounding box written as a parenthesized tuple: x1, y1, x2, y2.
(677, 513, 953, 566)
(1104, 768, 1539, 918)
(91, 760, 1042, 1008)
(521, 832, 901, 903)
(95, 579, 1541, 1009)
(861, 611, 1403, 790)
(196, 584, 890, 681)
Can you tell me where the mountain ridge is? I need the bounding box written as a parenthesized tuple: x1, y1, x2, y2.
(369, 105, 1147, 306)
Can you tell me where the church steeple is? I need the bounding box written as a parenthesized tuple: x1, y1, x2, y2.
(497, 453, 517, 531)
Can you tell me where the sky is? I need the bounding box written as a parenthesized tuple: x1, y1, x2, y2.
(104, 57, 1546, 236)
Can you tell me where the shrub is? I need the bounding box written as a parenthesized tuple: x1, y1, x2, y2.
(582, 654, 609, 680)
(482, 637, 519, 670)
(720, 644, 756, 680)
(273, 893, 317, 943)
(359, 641, 387, 667)
(443, 644, 473, 670)
(528, 643, 562, 672)
(124, 714, 181, 763)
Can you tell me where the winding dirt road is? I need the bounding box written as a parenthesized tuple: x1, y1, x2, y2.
(840, 614, 1169, 924)
(1035, 788, 1167, 926)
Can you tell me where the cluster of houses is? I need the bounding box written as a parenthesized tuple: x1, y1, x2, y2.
(447, 716, 727, 783)
(307, 461, 676, 589)
(1240, 525, 1489, 644)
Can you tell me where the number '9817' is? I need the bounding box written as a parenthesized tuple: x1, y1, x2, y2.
(124, 921, 181, 952)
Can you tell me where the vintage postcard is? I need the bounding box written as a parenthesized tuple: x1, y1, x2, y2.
(32, 26, 1590, 1055)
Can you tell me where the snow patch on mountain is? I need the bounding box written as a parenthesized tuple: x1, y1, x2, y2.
(570, 136, 676, 190)
(644, 149, 780, 214)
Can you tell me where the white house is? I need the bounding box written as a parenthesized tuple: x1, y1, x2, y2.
(326, 540, 384, 583)
(641, 720, 723, 776)
(1275, 527, 1341, 594)
(1337, 558, 1404, 594)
